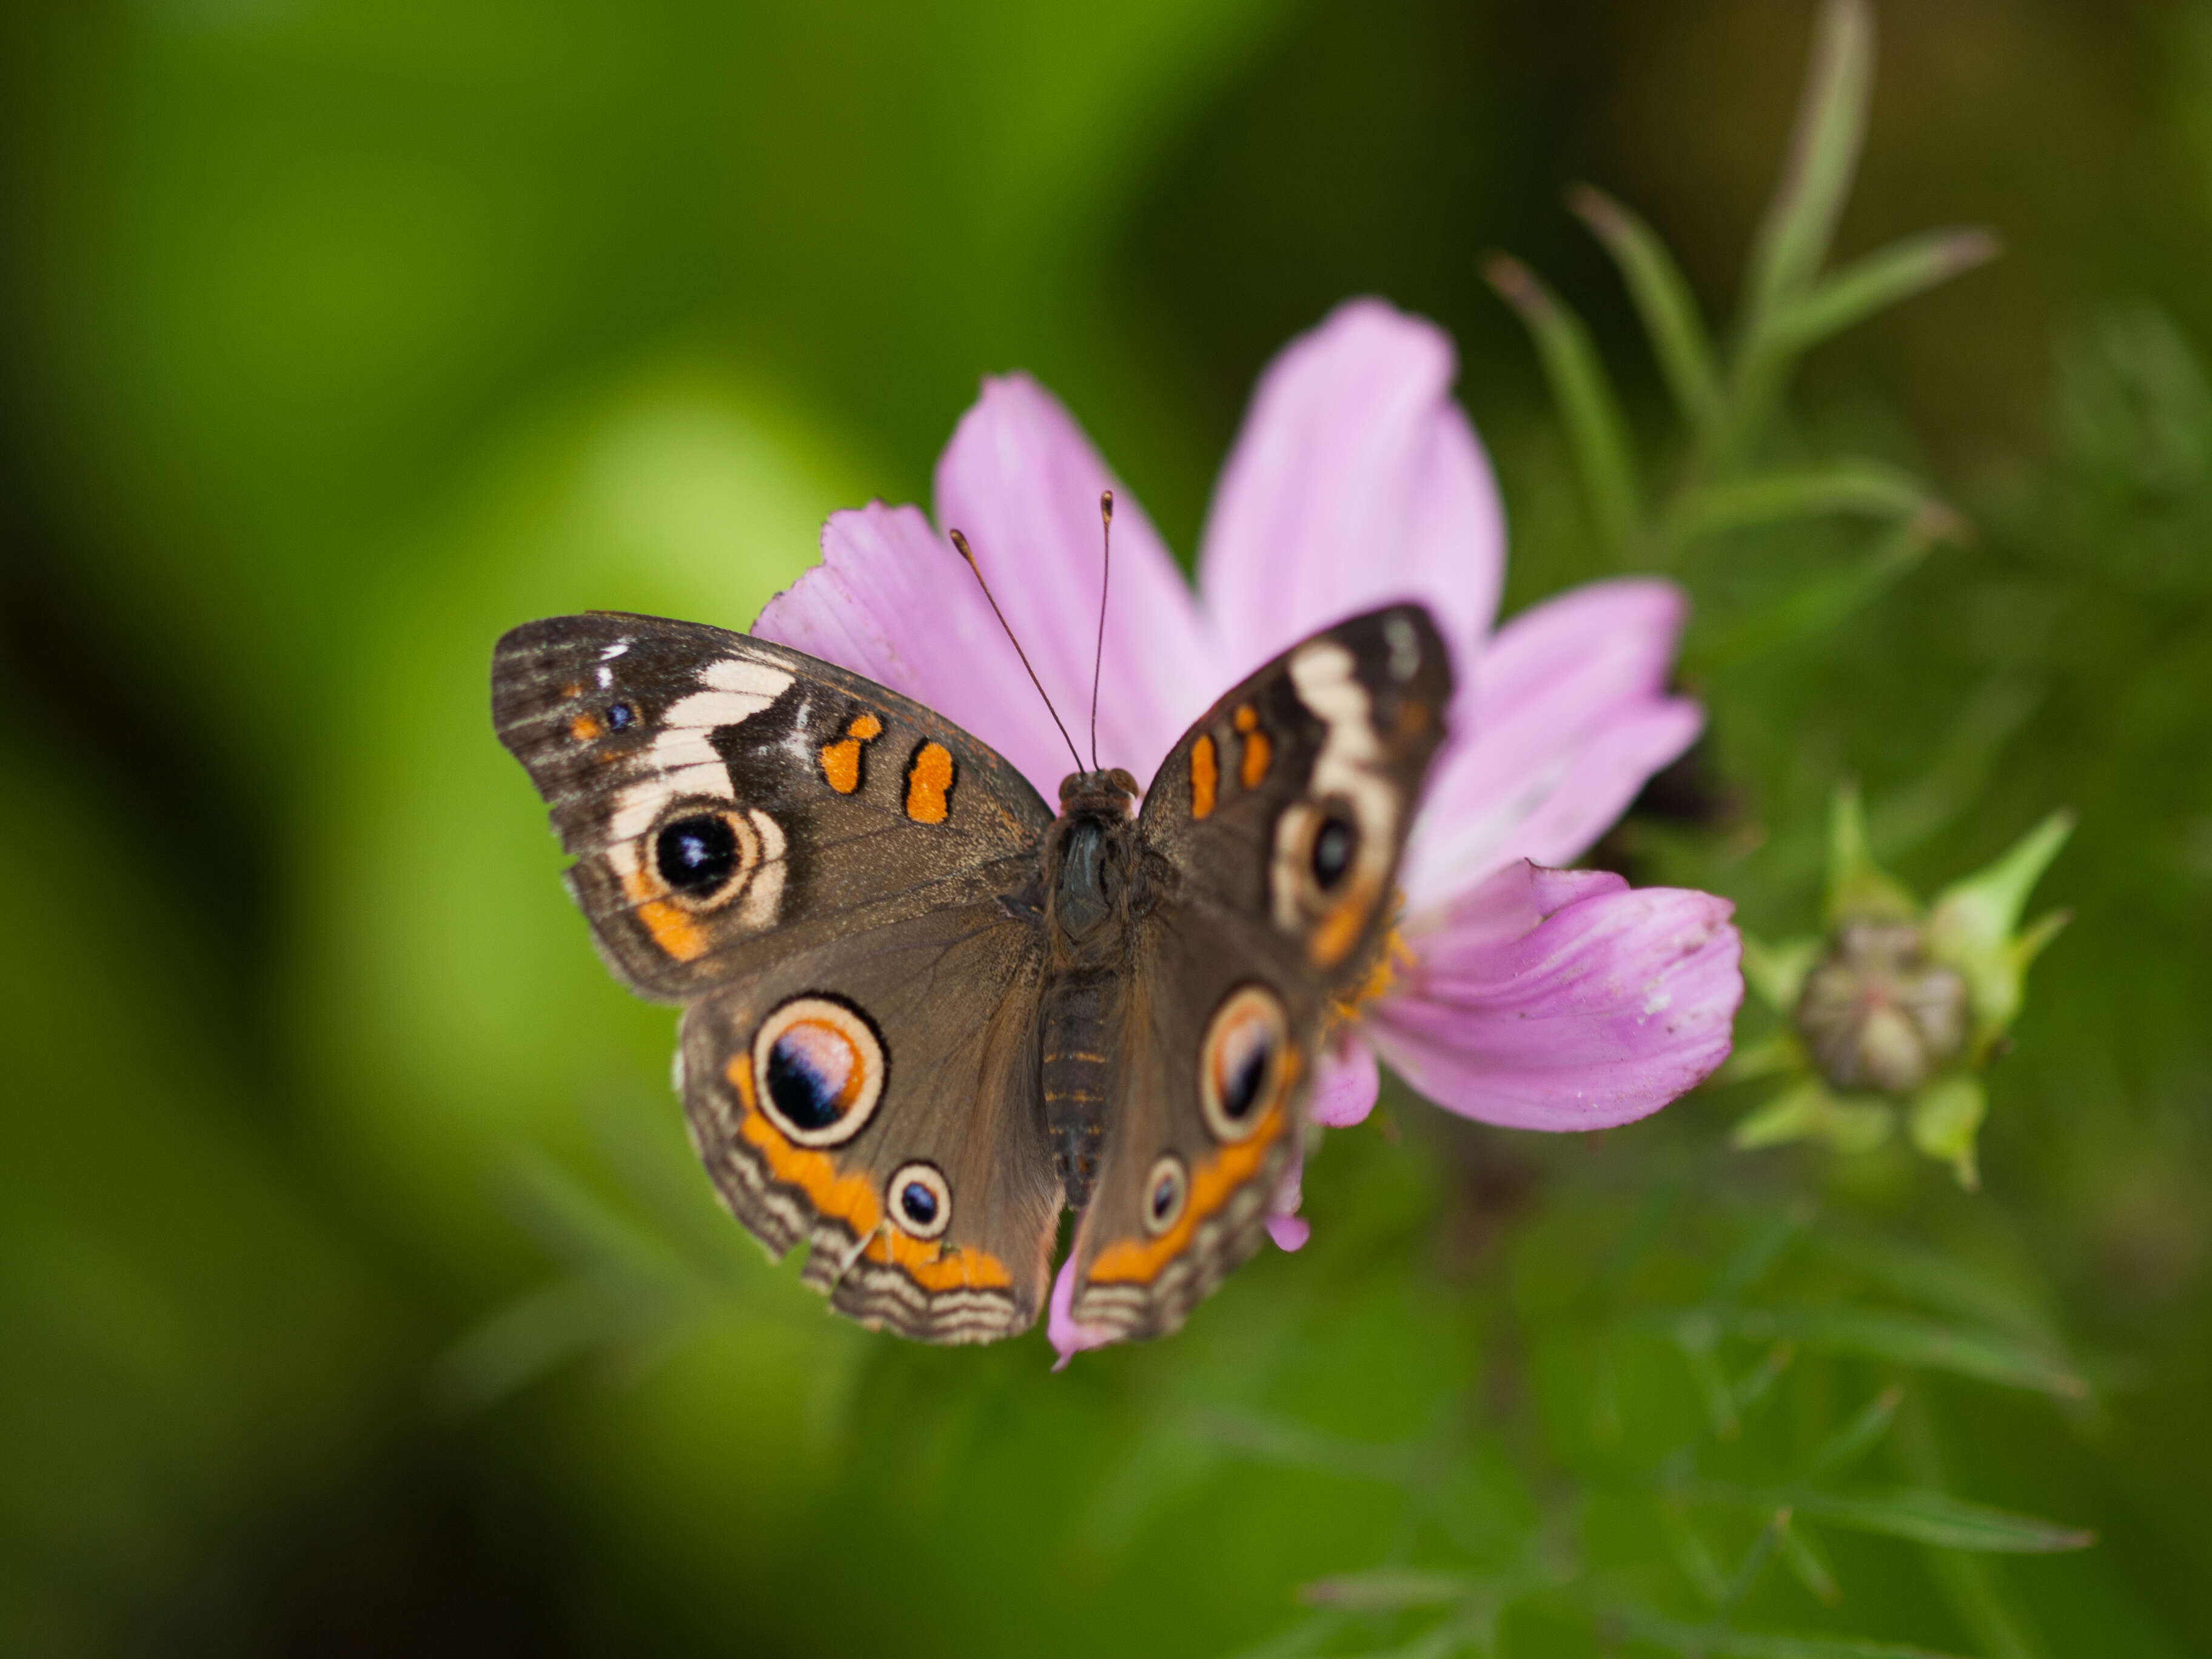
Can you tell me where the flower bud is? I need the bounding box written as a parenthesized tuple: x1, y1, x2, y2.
(1792, 920, 1968, 1095)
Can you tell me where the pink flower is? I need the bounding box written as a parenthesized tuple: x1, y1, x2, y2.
(757, 300, 1743, 1359)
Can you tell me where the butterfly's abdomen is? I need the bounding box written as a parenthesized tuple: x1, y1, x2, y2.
(1040, 809, 1140, 1210)
(1041, 977, 1114, 1208)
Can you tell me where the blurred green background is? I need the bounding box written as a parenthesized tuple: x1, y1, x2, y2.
(4, 2, 2210, 1654)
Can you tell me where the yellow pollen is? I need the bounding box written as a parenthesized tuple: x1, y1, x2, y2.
(1330, 920, 1413, 1026)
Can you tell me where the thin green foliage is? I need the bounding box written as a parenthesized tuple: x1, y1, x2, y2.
(1484, 254, 1643, 562)
(1203, 1185, 2091, 1658)
(1493, 0, 1985, 645)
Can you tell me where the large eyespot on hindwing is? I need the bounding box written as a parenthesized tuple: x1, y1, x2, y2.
(751, 994, 888, 1147)
(886, 1161, 951, 1240)
(1198, 984, 1292, 1144)
(1142, 1154, 1188, 1235)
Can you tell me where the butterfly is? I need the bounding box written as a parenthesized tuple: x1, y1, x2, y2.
(491, 528, 1451, 1348)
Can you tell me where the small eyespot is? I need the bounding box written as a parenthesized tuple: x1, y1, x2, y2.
(1143, 1155, 1188, 1235)
(1310, 814, 1356, 890)
(886, 1161, 951, 1239)
(1198, 984, 1292, 1143)
(606, 702, 635, 731)
(751, 995, 888, 1147)
(655, 812, 741, 899)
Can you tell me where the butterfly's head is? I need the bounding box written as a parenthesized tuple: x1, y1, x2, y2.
(1059, 767, 1140, 818)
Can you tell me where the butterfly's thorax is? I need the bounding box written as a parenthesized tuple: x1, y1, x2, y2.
(1040, 769, 1147, 1207)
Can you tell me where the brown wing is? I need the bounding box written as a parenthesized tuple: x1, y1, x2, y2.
(491, 612, 1052, 1002)
(1065, 605, 1454, 1342)
(492, 611, 1062, 1341)
(676, 913, 1059, 1343)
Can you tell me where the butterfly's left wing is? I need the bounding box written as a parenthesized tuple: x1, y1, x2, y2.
(494, 612, 1065, 1341)
(1065, 605, 1453, 1342)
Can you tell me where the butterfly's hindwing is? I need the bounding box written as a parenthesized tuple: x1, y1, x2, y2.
(678, 914, 1060, 1342)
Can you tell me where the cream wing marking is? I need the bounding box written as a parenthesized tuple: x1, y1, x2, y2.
(603, 648, 795, 908)
(1272, 640, 1399, 939)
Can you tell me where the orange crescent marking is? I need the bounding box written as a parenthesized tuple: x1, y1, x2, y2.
(1190, 734, 1218, 820)
(1310, 874, 1384, 969)
(1084, 1096, 1291, 1286)
(905, 742, 955, 823)
(848, 712, 883, 741)
(1239, 729, 1272, 790)
(863, 1225, 1015, 1291)
(623, 866, 708, 961)
(1233, 704, 1259, 732)
(569, 712, 603, 742)
(720, 1054, 1013, 1293)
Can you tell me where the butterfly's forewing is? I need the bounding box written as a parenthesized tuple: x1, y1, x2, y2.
(1065, 606, 1453, 1341)
(494, 612, 1064, 1340)
(492, 612, 1053, 1000)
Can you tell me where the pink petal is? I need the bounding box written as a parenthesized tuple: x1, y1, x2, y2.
(754, 503, 1071, 802)
(1198, 298, 1506, 682)
(1310, 1031, 1381, 1128)
(1370, 861, 1742, 1131)
(1047, 1255, 1117, 1370)
(933, 375, 1217, 792)
(1267, 1214, 1313, 1253)
(1400, 579, 1701, 909)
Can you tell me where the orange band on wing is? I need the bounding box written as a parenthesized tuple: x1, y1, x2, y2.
(864, 1226, 1013, 1290)
(1310, 896, 1367, 968)
(1083, 1101, 1289, 1285)
(1190, 734, 1218, 820)
(623, 866, 708, 961)
(722, 1054, 1013, 1292)
(569, 712, 603, 742)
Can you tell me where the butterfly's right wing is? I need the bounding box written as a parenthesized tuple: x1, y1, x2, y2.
(1065, 606, 1453, 1342)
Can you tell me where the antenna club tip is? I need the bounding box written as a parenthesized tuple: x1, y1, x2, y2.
(1099, 489, 1114, 522)
(947, 526, 977, 565)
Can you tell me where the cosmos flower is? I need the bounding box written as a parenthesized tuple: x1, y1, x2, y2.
(756, 299, 1743, 1358)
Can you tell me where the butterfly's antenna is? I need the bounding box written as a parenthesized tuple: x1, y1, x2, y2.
(948, 527, 1084, 774)
(1089, 489, 1111, 771)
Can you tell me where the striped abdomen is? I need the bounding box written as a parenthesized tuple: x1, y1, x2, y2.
(1041, 976, 1113, 1208)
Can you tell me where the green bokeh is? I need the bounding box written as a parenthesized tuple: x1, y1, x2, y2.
(4, 2, 2208, 1655)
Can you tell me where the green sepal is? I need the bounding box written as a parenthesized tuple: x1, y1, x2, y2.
(1908, 1074, 1988, 1191)
(1743, 931, 1824, 1013)
(1734, 1079, 1894, 1155)
(1825, 784, 1920, 928)
(1925, 811, 2074, 1054)
(1718, 1029, 1808, 1086)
